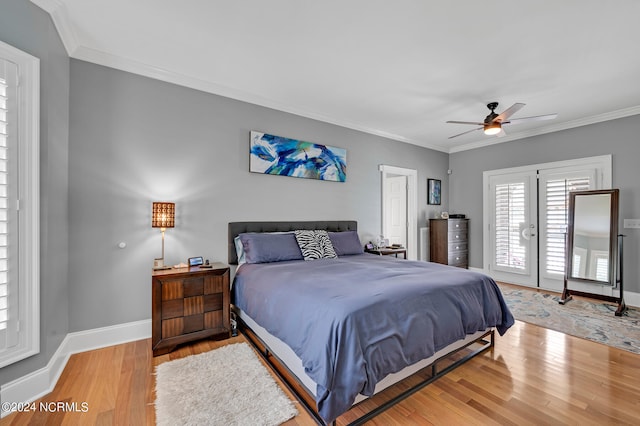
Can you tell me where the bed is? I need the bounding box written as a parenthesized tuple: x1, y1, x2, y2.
(229, 221, 514, 425)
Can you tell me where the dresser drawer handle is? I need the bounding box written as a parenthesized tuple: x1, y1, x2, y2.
(456, 224, 459, 228)
(456, 235, 459, 239)
(456, 246, 459, 249)
(456, 257, 460, 260)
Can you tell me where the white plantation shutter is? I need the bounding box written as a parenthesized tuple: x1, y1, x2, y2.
(0, 59, 19, 349)
(595, 257, 608, 281)
(543, 176, 592, 276)
(592, 251, 609, 282)
(572, 247, 587, 278)
(494, 181, 527, 270)
(0, 41, 40, 368)
(0, 68, 5, 334)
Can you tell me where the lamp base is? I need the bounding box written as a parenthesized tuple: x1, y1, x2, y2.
(153, 258, 171, 271)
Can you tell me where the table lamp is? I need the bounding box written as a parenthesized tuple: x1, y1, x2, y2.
(152, 202, 175, 270)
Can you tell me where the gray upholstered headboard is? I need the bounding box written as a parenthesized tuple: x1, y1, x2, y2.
(228, 220, 358, 265)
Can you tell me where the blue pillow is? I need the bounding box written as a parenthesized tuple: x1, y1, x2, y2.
(328, 231, 364, 256)
(238, 232, 303, 264)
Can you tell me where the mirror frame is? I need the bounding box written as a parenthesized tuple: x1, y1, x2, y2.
(565, 189, 619, 286)
(561, 188, 626, 316)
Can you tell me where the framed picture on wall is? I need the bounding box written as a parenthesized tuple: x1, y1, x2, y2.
(428, 178, 441, 205)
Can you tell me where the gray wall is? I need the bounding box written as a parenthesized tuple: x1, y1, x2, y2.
(449, 114, 640, 293)
(68, 59, 449, 332)
(0, 0, 70, 384)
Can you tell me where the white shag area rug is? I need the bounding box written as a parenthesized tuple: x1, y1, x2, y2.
(155, 342, 298, 426)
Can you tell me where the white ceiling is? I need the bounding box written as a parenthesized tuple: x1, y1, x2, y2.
(32, 0, 640, 153)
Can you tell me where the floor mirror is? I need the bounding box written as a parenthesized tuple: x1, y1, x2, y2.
(559, 188, 626, 316)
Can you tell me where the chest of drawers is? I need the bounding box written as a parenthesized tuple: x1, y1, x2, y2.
(429, 218, 468, 268)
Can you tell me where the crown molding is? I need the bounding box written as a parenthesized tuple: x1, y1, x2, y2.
(29, 1, 449, 154)
(71, 45, 449, 153)
(448, 105, 640, 153)
(30, 1, 639, 156)
(30, 0, 79, 56)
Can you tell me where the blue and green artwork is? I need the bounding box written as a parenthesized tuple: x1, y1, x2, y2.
(250, 131, 347, 182)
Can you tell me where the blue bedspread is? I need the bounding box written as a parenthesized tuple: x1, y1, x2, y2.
(232, 254, 514, 423)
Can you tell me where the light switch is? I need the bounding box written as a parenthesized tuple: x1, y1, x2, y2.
(623, 219, 640, 229)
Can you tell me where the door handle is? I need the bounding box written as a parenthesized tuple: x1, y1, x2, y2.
(522, 224, 536, 239)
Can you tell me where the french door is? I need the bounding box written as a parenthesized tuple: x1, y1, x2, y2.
(537, 169, 594, 289)
(484, 156, 611, 291)
(487, 172, 538, 287)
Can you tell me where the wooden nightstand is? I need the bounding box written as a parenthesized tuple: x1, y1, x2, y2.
(365, 247, 407, 259)
(152, 263, 230, 356)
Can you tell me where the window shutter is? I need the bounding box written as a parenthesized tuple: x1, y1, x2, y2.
(494, 181, 527, 270)
(0, 58, 19, 350)
(595, 256, 609, 281)
(544, 176, 591, 276)
(0, 41, 39, 368)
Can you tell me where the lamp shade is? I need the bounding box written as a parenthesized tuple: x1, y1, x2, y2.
(152, 202, 175, 228)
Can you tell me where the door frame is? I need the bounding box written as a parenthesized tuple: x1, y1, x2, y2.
(380, 165, 417, 260)
(482, 155, 612, 288)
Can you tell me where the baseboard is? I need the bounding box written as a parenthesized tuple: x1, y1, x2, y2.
(0, 319, 151, 417)
(472, 266, 640, 308)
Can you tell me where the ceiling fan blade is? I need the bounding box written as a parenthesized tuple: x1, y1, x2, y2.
(446, 120, 485, 126)
(494, 103, 526, 123)
(448, 127, 482, 139)
(505, 113, 558, 124)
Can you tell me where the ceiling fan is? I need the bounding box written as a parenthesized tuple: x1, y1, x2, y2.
(446, 102, 557, 139)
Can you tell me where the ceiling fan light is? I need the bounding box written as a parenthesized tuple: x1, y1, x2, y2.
(484, 123, 501, 135)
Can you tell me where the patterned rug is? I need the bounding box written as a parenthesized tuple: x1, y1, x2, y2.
(498, 284, 640, 354)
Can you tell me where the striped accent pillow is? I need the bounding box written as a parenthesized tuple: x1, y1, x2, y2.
(294, 230, 338, 260)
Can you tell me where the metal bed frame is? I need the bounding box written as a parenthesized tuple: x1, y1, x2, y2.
(229, 220, 495, 425)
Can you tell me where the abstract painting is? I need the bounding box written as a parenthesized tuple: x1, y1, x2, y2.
(250, 131, 347, 182)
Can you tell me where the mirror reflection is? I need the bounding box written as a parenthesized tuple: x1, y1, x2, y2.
(569, 193, 612, 283)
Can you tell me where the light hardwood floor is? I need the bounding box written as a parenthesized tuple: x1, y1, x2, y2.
(2, 319, 639, 425)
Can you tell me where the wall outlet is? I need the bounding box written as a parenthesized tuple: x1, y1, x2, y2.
(623, 219, 640, 229)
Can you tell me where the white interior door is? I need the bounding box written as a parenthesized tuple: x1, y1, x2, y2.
(487, 172, 538, 287)
(380, 165, 417, 260)
(384, 175, 407, 247)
